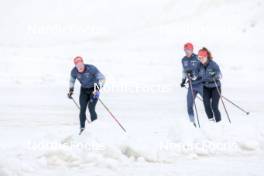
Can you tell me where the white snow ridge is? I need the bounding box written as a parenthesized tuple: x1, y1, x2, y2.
(0, 0, 264, 176)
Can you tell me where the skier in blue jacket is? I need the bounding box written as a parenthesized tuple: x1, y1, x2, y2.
(198, 48, 222, 122)
(67, 56, 105, 134)
(180, 43, 203, 127)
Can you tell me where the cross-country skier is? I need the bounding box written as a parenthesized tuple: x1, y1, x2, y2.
(198, 48, 222, 122)
(67, 56, 105, 134)
(180, 43, 203, 127)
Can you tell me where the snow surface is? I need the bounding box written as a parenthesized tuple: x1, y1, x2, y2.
(0, 0, 264, 175)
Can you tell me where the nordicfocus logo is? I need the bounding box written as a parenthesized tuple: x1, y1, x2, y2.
(159, 141, 239, 155)
(27, 140, 105, 151)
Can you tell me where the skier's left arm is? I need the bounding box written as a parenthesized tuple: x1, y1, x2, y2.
(91, 66, 106, 90)
(210, 62, 222, 81)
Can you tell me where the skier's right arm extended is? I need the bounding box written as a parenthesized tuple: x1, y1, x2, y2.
(180, 59, 187, 87)
(68, 69, 77, 98)
(180, 70, 187, 87)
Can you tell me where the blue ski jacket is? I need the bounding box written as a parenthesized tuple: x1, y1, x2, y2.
(69, 64, 105, 90)
(181, 53, 202, 86)
(198, 60, 222, 88)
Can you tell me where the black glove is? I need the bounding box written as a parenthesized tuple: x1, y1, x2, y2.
(180, 79, 186, 88)
(209, 71, 216, 79)
(185, 70, 193, 78)
(67, 88, 74, 99)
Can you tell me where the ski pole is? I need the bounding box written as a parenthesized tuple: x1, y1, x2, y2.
(184, 86, 203, 102)
(70, 97, 91, 123)
(184, 85, 216, 122)
(221, 96, 250, 115)
(98, 98, 127, 133)
(187, 74, 201, 128)
(213, 79, 231, 123)
(184, 86, 249, 115)
(71, 97, 80, 109)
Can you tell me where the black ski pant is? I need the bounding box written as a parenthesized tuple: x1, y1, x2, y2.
(79, 87, 98, 128)
(203, 86, 221, 122)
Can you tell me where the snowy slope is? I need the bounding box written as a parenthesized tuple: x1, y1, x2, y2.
(0, 0, 264, 176)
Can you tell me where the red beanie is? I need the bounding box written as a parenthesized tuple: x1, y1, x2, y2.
(184, 43, 193, 50)
(198, 50, 208, 58)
